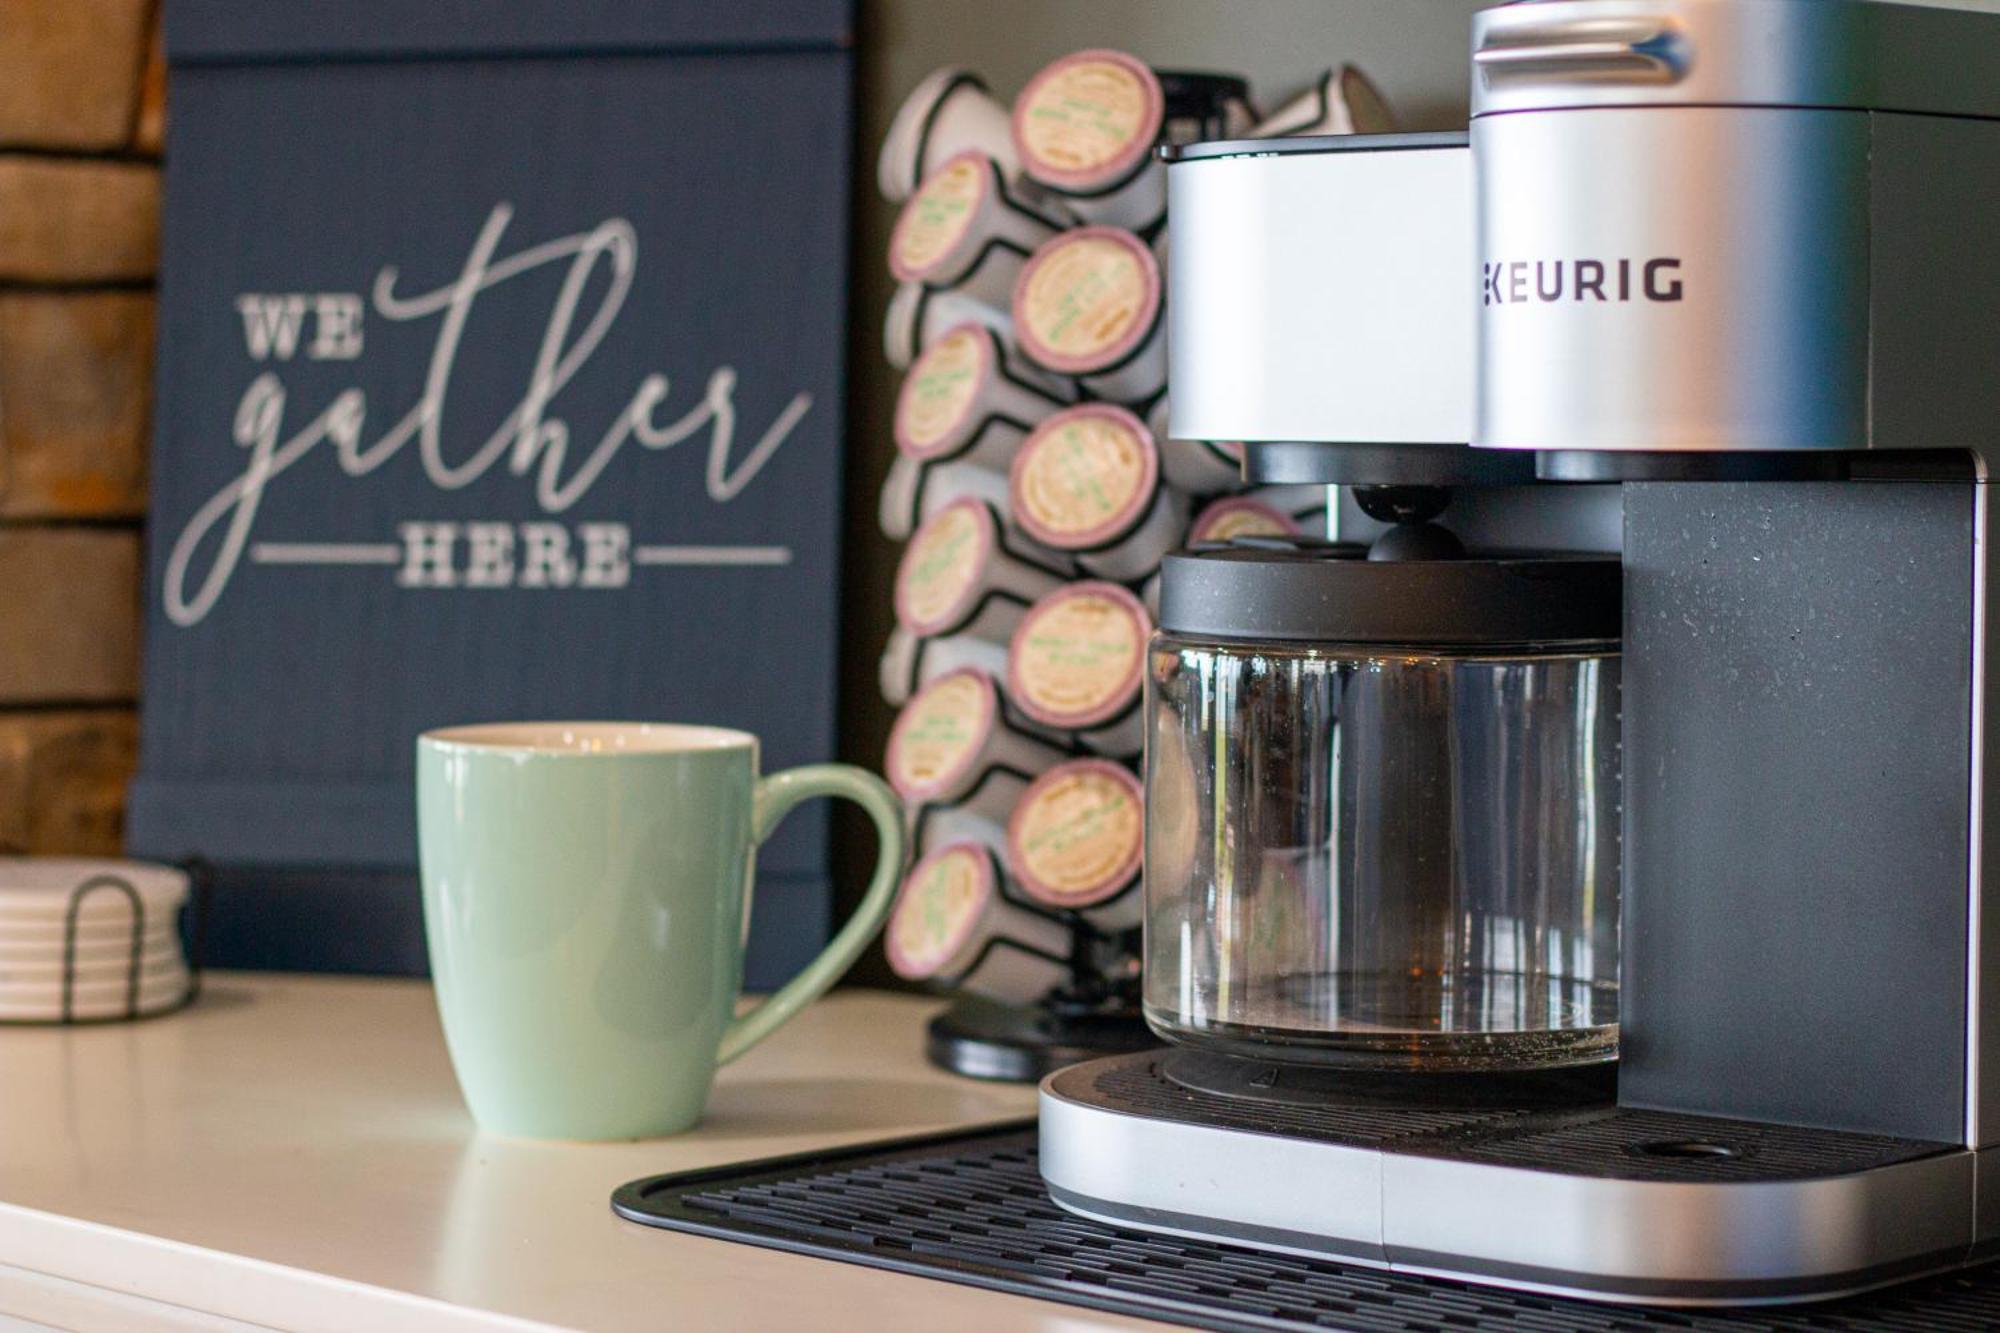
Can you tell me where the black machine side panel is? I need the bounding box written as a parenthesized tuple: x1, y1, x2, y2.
(1619, 481, 1972, 1144)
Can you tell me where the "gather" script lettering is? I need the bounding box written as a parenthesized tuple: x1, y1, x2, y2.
(163, 202, 813, 627)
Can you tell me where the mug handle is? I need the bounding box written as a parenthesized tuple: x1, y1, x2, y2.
(716, 763, 907, 1065)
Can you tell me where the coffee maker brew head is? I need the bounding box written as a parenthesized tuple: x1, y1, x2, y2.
(1163, 125, 1617, 552)
(1166, 131, 1536, 491)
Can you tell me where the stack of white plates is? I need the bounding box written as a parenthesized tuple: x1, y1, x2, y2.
(0, 858, 192, 1021)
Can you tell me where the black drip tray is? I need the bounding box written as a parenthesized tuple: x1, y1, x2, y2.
(611, 1126, 2000, 1332)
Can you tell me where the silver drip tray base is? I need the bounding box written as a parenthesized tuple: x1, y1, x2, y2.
(1039, 1051, 1995, 1307)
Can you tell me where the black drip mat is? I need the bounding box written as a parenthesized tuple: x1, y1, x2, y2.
(611, 1125, 2000, 1332)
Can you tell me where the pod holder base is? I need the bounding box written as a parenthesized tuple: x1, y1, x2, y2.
(924, 992, 1156, 1083)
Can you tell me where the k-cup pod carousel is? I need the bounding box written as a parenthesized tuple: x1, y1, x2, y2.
(886, 842, 1074, 1005)
(1186, 493, 1302, 544)
(1011, 49, 1169, 232)
(878, 67, 1018, 203)
(878, 452, 1013, 544)
(884, 668, 1066, 826)
(1009, 403, 1186, 583)
(894, 717, 1155, 1081)
(882, 281, 1010, 372)
(1244, 64, 1394, 140)
(869, 48, 1288, 1092)
(1147, 396, 1245, 495)
(913, 746, 1154, 1083)
(1005, 759, 1144, 931)
(877, 624, 1010, 708)
(1010, 226, 1166, 405)
(1005, 581, 1151, 759)
(892, 499, 1067, 645)
(893, 323, 1073, 474)
(890, 151, 1071, 311)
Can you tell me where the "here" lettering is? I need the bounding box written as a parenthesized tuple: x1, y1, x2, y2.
(394, 520, 631, 589)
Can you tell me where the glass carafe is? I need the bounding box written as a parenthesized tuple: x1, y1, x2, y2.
(1144, 620, 1620, 1072)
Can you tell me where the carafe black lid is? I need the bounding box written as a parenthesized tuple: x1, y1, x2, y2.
(1157, 540, 1621, 646)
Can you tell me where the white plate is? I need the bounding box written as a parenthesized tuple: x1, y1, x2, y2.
(0, 857, 188, 910)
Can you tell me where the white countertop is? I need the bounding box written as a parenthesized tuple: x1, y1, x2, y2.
(0, 973, 1161, 1332)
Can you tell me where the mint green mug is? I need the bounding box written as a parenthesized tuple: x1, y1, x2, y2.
(416, 722, 905, 1140)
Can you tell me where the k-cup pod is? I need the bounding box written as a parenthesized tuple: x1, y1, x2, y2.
(878, 452, 1012, 541)
(1188, 494, 1303, 544)
(884, 668, 1069, 824)
(890, 151, 1070, 310)
(1147, 397, 1244, 494)
(1012, 226, 1166, 405)
(879, 67, 1019, 203)
(895, 498, 1068, 645)
(1012, 49, 1167, 232)
(885, 842, 1072, 1003)
(1162, 439, 1242, 495)
(915, 803, 1009, 858)
(1246, 65, 1396, 140)
(1246, 483, 1333, 534)
(884, 282, 1011, 373)
(878, 624, 1010, 707)
(1005, 758, 1145, 930)
(1007, 580, 1150, 758)
(951, 933, 1074, 1007)
(1009, 404, 1187, 584)
(895, 323, 1073, 472)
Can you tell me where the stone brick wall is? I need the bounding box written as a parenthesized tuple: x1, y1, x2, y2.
(0, 1, 161, 856)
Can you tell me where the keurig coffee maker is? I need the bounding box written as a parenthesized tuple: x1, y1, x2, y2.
(1039, 0, 2000, 1305)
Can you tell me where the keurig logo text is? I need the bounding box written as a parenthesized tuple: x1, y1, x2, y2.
(1482, 258, 1684, 306)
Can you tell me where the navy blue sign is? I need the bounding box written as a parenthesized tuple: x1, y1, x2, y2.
(131, 2, 855, 979)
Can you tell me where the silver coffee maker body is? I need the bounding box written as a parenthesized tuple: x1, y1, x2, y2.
(1039, 0, 2000, 1305)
